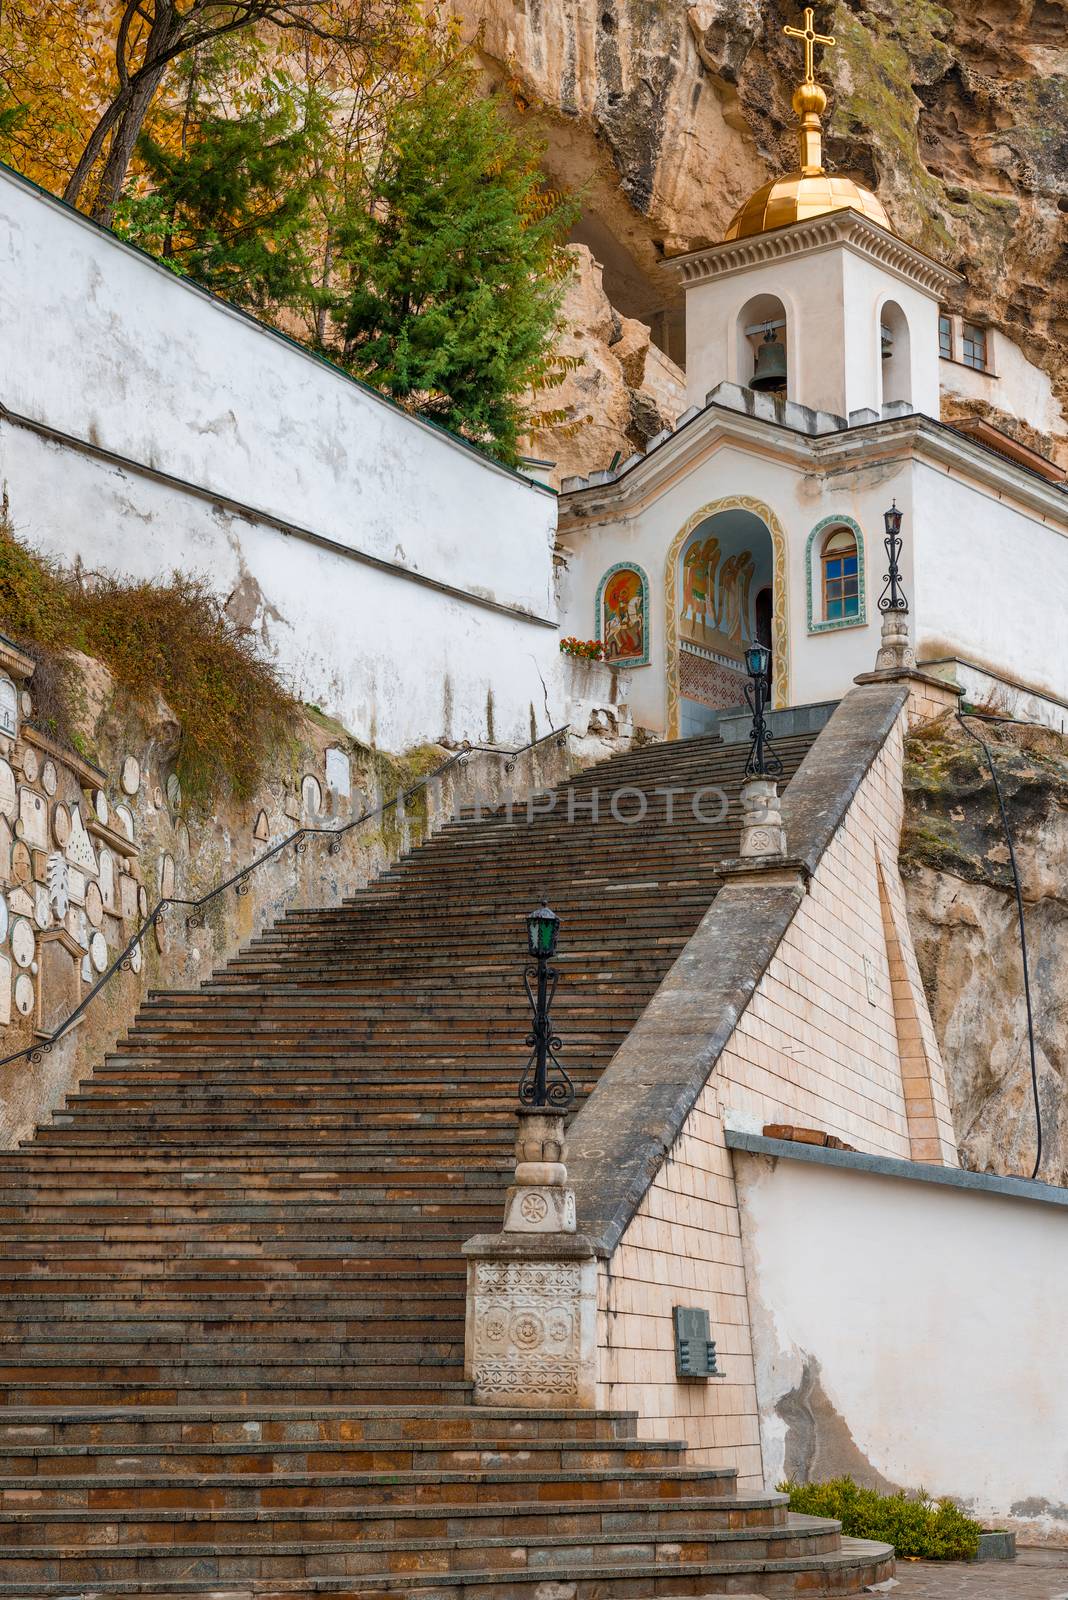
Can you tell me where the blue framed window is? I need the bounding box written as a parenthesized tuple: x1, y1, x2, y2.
(822, 528, 860, 621)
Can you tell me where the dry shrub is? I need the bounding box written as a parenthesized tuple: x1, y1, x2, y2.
(0, 520, 297, 806)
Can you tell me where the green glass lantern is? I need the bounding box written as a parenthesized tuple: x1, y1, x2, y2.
(526, 900, 560, 959)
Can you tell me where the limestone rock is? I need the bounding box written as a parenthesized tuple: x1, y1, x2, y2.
(459, 0, 1068, 467)
(522, 245, 684, 485)
(901, 718, 1068, 1185)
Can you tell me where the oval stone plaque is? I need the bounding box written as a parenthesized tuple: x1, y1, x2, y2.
(52, 803, 71, 847)
(89, 931, 108, 973)
(85, 881, 103, 929)
(11, 917, 35, 969)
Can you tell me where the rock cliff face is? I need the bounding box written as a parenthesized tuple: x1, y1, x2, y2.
(901, 716, 1068, 1186)
(466, 0, 1068, 468)
(526, 244, 685, 485)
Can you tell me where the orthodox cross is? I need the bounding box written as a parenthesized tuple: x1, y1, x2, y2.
(784, 7, 835, 83)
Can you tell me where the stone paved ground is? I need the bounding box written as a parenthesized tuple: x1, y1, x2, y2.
(879, 1546, 1068, 1598)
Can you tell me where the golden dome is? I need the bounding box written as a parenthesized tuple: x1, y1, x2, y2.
(724, 171, 891, 242)
(724, 7, 891, 243)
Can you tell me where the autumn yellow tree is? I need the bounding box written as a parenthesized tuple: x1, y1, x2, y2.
(0, 0, 428, 223)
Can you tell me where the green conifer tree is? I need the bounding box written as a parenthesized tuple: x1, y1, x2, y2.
(335, 65, 577, 465)
(117, 82, 325, 313)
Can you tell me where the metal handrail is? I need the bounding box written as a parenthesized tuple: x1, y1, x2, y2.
(6, 724, 570, 1071)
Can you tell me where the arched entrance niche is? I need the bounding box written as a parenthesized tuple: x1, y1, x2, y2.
(665, 497, 789, 739)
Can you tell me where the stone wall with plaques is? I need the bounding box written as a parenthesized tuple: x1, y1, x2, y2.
(0, 636, 570, 1147)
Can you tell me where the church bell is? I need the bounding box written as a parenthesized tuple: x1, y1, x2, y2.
(750, 326, 787, 393)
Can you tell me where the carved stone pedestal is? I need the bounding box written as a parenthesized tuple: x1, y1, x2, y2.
(463, 1108, 597, 1408)
(737, 777, 787, 859)
(502, 1107, 576, 1233)
(874, 610, 916, 672)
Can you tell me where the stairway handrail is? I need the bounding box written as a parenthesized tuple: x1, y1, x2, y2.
(6, 724, 570, 1073)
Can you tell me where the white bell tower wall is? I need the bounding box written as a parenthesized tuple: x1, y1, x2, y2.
(670, 211, 958, 423)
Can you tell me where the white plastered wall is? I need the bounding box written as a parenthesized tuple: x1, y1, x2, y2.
(735, 1151, 1068, 1539)
(940, 327, 1068, 449)
(0, 166, 563, 751)
(912, 458, 1068, 715)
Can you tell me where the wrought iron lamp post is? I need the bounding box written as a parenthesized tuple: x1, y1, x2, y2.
(742, 643, 783, 779)
(519, 901, 574, 1111)
(879, 500, 909, 614)
(874, 500, 916, 672)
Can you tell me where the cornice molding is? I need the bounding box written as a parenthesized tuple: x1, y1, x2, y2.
(557, 405, 1068, 534)
(664, 209, 963, 300)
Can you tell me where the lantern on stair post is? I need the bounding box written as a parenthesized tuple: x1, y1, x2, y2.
(504, 899, 577, 1233)
(738, 644, 787, 859)
(520, 901, 572, 1112)
(460, 900, 595, 1412)
(874, 500, 916, 672)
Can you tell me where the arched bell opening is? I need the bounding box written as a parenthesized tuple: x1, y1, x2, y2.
(879, 299, 912, 408)
(736, 293, 789, 397)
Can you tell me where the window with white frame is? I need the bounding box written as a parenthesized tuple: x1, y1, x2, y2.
(961, 322, 988, 371)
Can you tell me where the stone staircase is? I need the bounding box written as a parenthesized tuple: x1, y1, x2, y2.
(0, 731, 894, 1596)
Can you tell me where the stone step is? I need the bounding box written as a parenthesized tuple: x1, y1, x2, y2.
(0, 1435, 695, 1477)
(0, 1530, 893, 1597)
(0, 1462, 740, 1511)
(0, 1509, 835, 1562)
(0, 1406, 647, 1448)
(0, 1382, 472, 1407)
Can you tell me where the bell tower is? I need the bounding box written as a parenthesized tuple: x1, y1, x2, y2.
(667, 9, 961, 420)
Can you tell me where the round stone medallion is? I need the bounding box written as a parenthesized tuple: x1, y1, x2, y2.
(20, 748, 38, 785)
(10, 917, 35, 969)
(33, 884, 50, 931)
(89, 931, 108, 973)
(52, 803, 71, 847)
(85, 881, 104, 929)
(510, 1312, 544, 1349)
(121, 756, 140, 796)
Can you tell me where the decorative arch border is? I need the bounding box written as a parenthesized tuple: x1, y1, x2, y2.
(665, 496, 789, 740)
(595, 562, 651, 667)
(806, 514, 867, 635)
